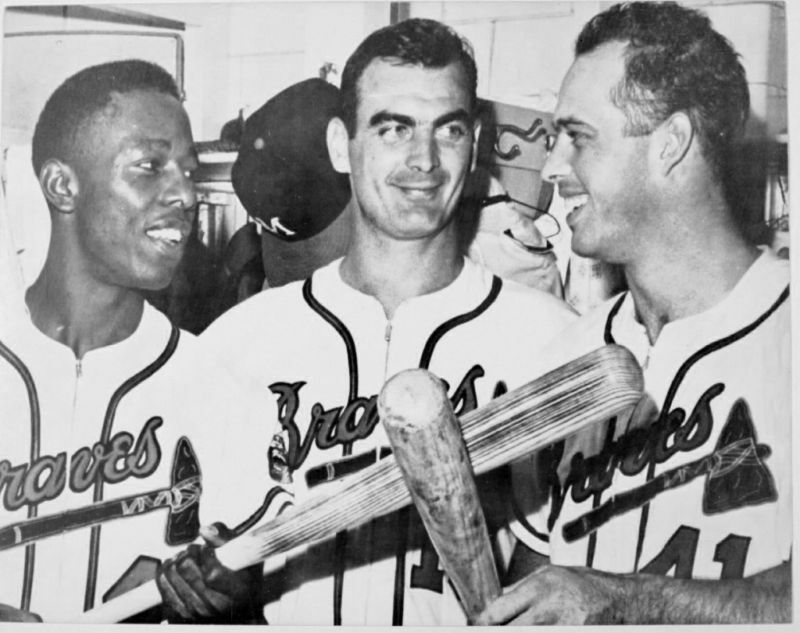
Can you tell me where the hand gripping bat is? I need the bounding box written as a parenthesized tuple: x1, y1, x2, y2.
(78, 344, 643, 623)
(379, 368, 500, 622)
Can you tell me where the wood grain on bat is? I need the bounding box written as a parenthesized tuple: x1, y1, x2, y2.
(379, 368, 500, 622)
(78, 344, 643, 623)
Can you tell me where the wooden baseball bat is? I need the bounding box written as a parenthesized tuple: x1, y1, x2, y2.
(78, 344, 642, 623)
(379, 368, 500, 622)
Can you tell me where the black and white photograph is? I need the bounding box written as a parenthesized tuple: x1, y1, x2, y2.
(0, 0, 794, 626)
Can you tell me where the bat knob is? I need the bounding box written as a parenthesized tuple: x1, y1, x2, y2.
(378, 369, 449, 433)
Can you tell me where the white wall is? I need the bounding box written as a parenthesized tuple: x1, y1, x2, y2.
(2, 1, 786, 143)
(2, 2, 392, 144)
(113, 2, 392, 140)
(2, 7, 186, 145)
(410, 0, 788, 139)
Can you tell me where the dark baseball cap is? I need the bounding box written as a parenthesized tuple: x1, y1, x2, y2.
(232, 78, 351, 242)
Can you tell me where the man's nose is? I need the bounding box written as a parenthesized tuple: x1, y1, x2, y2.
(406, 130, 440, 173)
(165, 168, 197, 212)
(541, 134, 571, 183)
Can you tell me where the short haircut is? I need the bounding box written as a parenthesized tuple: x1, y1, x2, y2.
(576, 1, 749, 181)
(339, 18, 478, 137)
(31, 59, 181, 176)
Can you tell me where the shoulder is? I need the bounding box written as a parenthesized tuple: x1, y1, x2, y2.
(162, 321, 273, 413)
(535, 293, 628, 370)
(486, 272, 578, 338)
(498, 275, 576, 316)
(568, 293, 626, 340)
(200, 278, 307, 347)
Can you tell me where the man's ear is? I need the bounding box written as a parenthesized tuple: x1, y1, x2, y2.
(327, 117, 351, 175)
(470, 120, 482, 173)
(39, 159, 78, 213)
(655, 111, 693, 176)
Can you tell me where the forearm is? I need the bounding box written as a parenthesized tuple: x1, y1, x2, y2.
(617, 560, 791, 624)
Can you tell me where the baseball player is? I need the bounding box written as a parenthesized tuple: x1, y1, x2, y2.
(196, 18, 575, 625)
(478, 2, 791, 624)
(0, 60, 272, 623)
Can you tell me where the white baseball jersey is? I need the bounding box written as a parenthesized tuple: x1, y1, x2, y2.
(511, 248, 791, 580)
(0, 302, 272, 622)
(200, 256, 576, 625)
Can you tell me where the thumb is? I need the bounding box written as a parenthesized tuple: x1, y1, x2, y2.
(199, 522, 234, 547)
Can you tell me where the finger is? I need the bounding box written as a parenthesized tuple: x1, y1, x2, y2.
(475, 574, 544, 625)
(171, 549, 228, 617)
(165, 546, 219, 618)
(199, 523, 228, 548)
(198, 546, 246, 607)
(474, 593, 520, 625)
(509, 607, 560, 626)
(156, 561, 193, 621)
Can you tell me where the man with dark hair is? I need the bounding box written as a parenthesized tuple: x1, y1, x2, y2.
(478, 2, 790, 624)
(197, 17, 574, 625)
(30, 59, 183, 178)
(338, 17, 479, 137)
(0, 59, 270, 623)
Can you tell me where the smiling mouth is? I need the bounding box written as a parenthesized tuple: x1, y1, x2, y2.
(563, 193, 589, 213)
(396, 183, 441, 201)
(145, 226, 186, 250)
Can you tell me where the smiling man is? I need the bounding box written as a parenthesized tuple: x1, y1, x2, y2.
(478, 2, 791, 625)
(0, 60, 270, 623)
(197, 18, 574, 625)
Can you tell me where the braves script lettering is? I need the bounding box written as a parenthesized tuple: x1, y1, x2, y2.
(564, 383, 723, 505)
(0, 417, 163, 511)
(270, 365, 485, 470)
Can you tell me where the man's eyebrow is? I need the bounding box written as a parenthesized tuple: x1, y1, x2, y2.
(122, 137, 172, 152)
(368, 111, 415, 128)
(433, 108, 472, 128)
(122, 137, 199, 165)
(553, 116, 595, 132)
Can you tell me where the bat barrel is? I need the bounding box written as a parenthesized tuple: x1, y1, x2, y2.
(379, 369, 501, 622)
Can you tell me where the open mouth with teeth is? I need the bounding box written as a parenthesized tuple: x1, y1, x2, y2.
(563, 193, 589, 228)
(145, 226, 186, 253)
(402, 189, 438, 203)
(564, 194, 589, 213)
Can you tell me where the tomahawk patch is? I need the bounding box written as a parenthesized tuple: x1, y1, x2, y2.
(702, 399, 777, 514)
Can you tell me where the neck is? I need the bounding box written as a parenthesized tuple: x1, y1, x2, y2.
(340, 224, 463, 319)
(26, 254, 145, 359)
(624, 207, 759, 343)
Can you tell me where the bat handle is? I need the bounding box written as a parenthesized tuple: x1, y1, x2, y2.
(76, 536, 252, 622)
(78, 581, 161, 623)
(379, 368, 501, 622)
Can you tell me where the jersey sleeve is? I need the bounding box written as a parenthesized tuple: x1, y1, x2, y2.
(197, 296, 272, 396)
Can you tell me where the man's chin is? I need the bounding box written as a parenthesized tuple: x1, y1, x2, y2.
(570, 235, 597, 260)
(137, 271, 178, 293)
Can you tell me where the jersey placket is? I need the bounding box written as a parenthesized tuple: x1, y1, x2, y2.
(47, 345, 94, 617)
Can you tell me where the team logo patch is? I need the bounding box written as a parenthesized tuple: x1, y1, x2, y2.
(163, 437, 202, 545)
(561, 392, 777, 542)
(702, 398, 777, 514)
(268, 434, 292, 484)
(0, 431, 201, 551)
